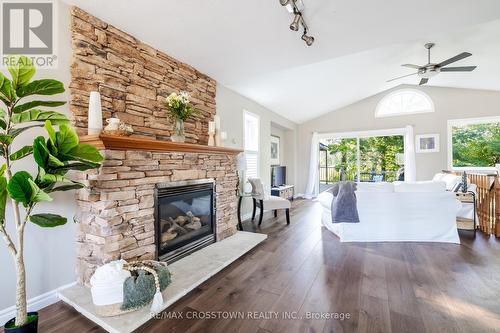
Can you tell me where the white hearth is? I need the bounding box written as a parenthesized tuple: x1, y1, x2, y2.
(59, 231, 266, 333)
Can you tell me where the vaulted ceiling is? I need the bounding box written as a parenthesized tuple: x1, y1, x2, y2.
(62, 0, 500, 123)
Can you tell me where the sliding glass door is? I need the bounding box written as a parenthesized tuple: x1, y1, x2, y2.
(319, 130, 405, 192)
(359, 136, 404, 182)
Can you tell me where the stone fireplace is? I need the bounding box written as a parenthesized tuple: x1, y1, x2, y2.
(69, 7, 241, 284)
(155, 179, 216, 263)
(60, 8, 265, 328)
(74, 136, 241, 284)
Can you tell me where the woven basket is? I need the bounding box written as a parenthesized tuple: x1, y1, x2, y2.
(92, 260, 171, 317)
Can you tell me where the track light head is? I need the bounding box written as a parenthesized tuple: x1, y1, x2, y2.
(280, 0, 314, 47)
(290, 14, 301, 31)
(301, 32, 314, 46)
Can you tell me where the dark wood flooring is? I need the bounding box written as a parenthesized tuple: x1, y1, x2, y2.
(3, 200, 500, 333)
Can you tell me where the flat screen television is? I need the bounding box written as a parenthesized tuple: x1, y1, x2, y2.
(271, 166, 286, 187)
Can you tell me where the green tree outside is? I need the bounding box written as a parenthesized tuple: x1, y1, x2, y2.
(321, 135, 404, 183)
(452, 123, 499, 168)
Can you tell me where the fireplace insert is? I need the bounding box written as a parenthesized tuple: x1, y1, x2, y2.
(155, 179, 216, 263)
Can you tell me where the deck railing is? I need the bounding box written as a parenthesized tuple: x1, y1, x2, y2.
(465, 172, 499, 236)
(319, 167, 398, 184)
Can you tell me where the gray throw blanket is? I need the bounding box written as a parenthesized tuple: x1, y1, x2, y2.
(328, 181, 360, 223)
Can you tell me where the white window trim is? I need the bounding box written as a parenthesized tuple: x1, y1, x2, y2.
(318, 127, 408, 140)
(243, 110, 260, 178)
(447, 116, 500, 171)
(375, 88, 435, 118)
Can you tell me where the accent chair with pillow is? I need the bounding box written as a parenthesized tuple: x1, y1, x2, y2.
(248, 178, 291, 226)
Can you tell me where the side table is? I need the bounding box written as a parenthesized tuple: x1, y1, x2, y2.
(456, 191, 476, 234)
(237, 192, 253, 231)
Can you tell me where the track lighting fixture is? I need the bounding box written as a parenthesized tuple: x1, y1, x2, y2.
(279, 0, 315, 46)
(301, 30, 314, 46)
(290, 13, 301, 31)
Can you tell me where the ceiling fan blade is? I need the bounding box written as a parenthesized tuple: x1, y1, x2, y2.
(387, 72, 418, 82)
(419, 78, 429, 85)
(437, 52, 472, 67)
(402, 64, 421, 69)
(440, 66, 477, 72)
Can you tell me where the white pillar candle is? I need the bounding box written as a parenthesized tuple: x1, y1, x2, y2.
(219, 131, 227, 147)
(208, 121, 215, 134)
(88, 91, 103, 135)
(213, 115, 220, 131)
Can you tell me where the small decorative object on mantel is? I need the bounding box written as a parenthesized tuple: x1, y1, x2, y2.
(104, 117, 120, 131)
(88, 91, 103, 135)
(214, 115, 221, 146)
(165, 91, 197, 143)
(208, 121, 216, 146)
(90, 260, 172, 316)
(102, 118, 134, 136)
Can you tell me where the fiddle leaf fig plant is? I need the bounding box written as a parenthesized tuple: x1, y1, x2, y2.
(0, 56, 103, 328)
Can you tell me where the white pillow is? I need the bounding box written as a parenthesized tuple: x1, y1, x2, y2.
(394, 181, 446, 193)
(441, 174, 461, 191)
(432, 173, 446, 182)
(356, 182, 394, 193)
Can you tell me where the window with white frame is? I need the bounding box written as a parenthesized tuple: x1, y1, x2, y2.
(375, 89, 434, 118)
(244, 110, 260, 179)
(448, 116, 500, 170)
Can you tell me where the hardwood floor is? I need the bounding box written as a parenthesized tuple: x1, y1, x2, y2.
(4, 200, 500, 333)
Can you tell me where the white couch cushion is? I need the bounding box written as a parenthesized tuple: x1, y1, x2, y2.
(432, 173, 461, 191)
(441, 174, 461, 191)
(394, 181, 446, 193)
(263, 195, 291, 210)
(356, 182, 394, 193)
(432, 173, 446, 182)
(318, 191, 333, 210)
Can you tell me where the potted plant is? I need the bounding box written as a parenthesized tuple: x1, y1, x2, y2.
(0, 56, 103, 332)
(165, 91, 197, 143)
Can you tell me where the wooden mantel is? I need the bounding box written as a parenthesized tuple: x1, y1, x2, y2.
(79, 134, 243, 155)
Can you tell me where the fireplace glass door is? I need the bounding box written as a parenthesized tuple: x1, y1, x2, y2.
(155, 180, 215, 262)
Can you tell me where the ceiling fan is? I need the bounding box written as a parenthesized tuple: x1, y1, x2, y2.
(387, 43, 477, 85)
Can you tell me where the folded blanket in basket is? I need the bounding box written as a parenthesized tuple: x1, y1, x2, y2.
(328, 181, 359, 223)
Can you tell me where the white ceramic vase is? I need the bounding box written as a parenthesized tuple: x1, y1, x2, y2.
(88, 91, 103, 135)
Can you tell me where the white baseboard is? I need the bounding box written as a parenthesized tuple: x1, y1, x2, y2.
(0, 281, 76, 325)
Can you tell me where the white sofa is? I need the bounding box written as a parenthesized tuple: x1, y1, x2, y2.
(432, 172, 479, 222)
(319, 182, 460, 244)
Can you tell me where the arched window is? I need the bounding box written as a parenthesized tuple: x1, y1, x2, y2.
(375, 89, 434, 118)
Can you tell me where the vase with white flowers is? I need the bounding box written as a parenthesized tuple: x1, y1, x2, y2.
(165, 92, 197, 143)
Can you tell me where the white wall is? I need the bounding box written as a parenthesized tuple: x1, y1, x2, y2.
(216, 85, 297, 217)
(0, 1, 77, 315)
(296, 84, 500, 194)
